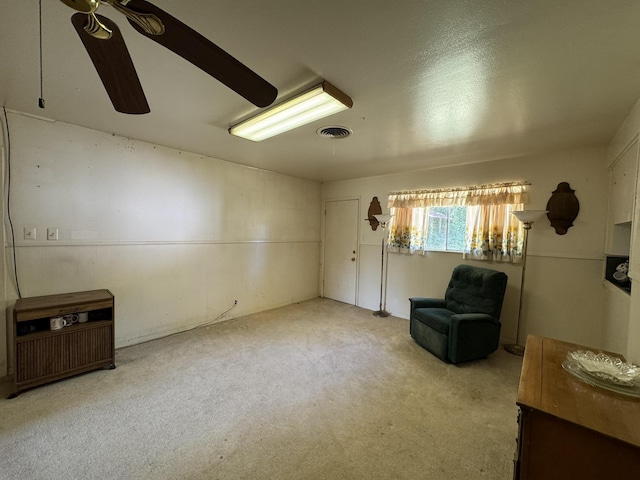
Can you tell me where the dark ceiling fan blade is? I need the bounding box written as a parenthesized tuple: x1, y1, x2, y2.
(124, 0, 278, 108)
(71, 13, 150, 114)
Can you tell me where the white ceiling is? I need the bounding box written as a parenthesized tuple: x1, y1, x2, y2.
(2, 0, 640, 182)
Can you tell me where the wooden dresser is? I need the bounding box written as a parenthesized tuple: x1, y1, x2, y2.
(514, 335, 640, 479)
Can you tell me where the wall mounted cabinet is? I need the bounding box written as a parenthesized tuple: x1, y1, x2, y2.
(606, 139, 638, 255)
(609, 139, 638, 225)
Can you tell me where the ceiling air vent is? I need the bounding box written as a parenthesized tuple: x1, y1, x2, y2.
(317, 126, 352, 139)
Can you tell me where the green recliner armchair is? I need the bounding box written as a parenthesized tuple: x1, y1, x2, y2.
(409, 264, 508, 364)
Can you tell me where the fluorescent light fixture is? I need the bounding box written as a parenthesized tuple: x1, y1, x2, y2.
(229, 81, 353, 141)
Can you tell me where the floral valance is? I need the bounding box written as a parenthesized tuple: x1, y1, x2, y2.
(388, 182, 529, 208)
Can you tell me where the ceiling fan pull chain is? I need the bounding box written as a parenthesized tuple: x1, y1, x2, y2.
(106, 0, 165, 35)
(38, 0, 45, 108)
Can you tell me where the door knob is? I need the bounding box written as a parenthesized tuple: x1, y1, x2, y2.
(351, 257, 356, 261)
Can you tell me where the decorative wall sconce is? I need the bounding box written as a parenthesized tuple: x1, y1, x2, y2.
(546, 182, 580, 235)
(365, 197, 383, 230)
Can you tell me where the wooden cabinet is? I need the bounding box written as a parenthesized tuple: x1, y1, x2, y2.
(606, 139, 638, 255)
(514, 335, 640, 479)
(11, 289, 115, 398)
(609, 139, 638, 225)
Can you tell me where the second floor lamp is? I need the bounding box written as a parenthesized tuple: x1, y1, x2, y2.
(504, 210, 547, 356)
(373, 214, 393, 317)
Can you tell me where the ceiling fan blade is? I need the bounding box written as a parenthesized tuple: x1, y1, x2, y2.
(71, 12, 150, 114)
(124, 0, 278, 108)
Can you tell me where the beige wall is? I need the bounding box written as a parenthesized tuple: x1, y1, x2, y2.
(1, 130, 6, 378)
(322, 147, 610, 349)
(1, 112, 322, 377)
(607, 97, 640, 364)
(4, 105, 632, 376)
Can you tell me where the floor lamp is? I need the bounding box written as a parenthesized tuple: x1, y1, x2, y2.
(373, 214, 393, 317)
(504, 210, 547, 356)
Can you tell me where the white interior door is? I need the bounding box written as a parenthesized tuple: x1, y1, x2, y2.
(323, 199, 359, 304)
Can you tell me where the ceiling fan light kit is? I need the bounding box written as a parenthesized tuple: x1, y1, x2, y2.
(229, 81, 353, 141)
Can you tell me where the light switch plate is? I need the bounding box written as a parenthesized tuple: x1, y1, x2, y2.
(47, 228, 59, 240)
(24, 227, 36, 240)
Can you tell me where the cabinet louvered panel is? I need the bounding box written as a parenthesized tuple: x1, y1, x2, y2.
(16, 335, 69, 383)
(69, 325, 113, 368)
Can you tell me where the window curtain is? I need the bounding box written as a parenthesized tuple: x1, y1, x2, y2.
(387, 182, 528, 261)
(388, 206, 431, 254)
(462, 203, 524, 262)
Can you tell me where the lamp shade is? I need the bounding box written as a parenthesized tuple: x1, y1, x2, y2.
(512, 210, 548, 224)
(373, 214, 393, 225)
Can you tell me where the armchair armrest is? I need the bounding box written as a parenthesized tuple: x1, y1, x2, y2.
(450, 313, 498, 325)
(409, 297, 446, 315)
(448, 313, 501, 363)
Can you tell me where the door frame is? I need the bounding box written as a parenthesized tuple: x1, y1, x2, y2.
(321, 197, 361, 306)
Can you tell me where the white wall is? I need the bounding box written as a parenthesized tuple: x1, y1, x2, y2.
(0, 121, 6, 379)
(607, 97, 640, 364)
(1, 112, 322, 377)
(322, 147, 610, 349)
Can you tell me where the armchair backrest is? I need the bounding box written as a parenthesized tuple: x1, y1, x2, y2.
(444, 264, 508, 319)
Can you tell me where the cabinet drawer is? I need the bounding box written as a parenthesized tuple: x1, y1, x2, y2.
(15, 299, 114, 322)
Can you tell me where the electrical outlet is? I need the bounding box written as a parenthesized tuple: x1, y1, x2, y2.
(47, 228, 59, 241)
(24, 227, 36, 240)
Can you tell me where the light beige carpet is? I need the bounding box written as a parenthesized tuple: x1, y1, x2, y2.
(0, 298, 523, 479)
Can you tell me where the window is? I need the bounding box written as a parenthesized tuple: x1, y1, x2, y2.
(387, 182, 528, 263)
(425, 206, 466, 251)
(386, 205, 468, 253)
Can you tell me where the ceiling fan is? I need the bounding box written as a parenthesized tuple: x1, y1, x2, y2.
(59, 0, 278, 114)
